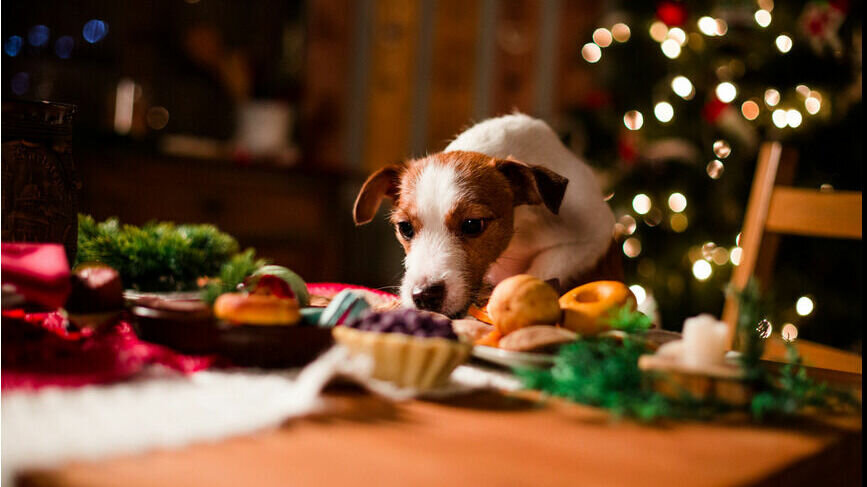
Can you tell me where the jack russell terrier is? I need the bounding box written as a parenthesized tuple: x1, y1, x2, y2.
(353, 113, 621, 318)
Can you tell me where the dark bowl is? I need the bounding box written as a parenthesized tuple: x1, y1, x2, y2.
(130, 299, 333, 368)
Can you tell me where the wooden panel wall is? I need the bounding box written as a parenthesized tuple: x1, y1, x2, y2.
(303, 0, 600, 173)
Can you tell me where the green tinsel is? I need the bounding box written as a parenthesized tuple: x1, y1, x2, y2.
(517, 297, 860, 422)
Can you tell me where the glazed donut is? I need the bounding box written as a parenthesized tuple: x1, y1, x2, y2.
(559, 281, 635, 335)
(487, 274, 561, 335)
(214, 293, 301, 325)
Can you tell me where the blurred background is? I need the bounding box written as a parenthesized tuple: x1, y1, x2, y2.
(2, 0, 862, 352)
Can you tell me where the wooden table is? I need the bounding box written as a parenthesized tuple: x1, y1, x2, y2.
(20, 361, 862, 487)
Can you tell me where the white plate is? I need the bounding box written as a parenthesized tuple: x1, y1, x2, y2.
(472, 345, 555, 369)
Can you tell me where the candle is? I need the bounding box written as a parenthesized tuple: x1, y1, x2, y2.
(682, 314, 728, 367)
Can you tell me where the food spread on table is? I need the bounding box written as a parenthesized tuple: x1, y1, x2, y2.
(1, 216, 860, 422)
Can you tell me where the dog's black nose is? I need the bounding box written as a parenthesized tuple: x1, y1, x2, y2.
(412, 282, 446, 311)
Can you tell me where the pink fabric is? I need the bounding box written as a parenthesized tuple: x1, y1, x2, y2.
(2, 310, 214, 392)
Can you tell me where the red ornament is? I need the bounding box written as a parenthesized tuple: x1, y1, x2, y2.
(656, 1, 688, 27)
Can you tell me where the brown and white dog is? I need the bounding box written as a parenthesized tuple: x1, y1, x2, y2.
(353, 113, 620, 317)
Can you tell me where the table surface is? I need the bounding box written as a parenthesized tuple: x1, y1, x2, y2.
(20, 338, 863, 487)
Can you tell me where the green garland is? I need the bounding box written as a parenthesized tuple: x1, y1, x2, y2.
(517, 288, 860, 422)
(76, 215, 252, 292)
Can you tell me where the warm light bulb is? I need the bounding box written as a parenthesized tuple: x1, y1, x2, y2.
(593, 28, 613, 47)
(581, 43, 602, 63)
(623, 110, 644, 130)
(805, 97, 821, 114)
(668, 192, 687, 212)
(671, 76, 694, 99)
(764, 88, 780, 106)
(741, 100, 760, 120)
(667, 27, 687, 46)
(754, 9, 772, 28)
(612, 23, 631, 42)
(786, 109, 802, 128)
(654, 102, 674, 123)
(772, 109, 788, 128)
(649, 21, 668, 42)
(796, 296, 814, 316)
(632, 194, 651, 214)
(729, 247, 743, 265)
(781, 323, 798, 341)
(775, 34, 793, 53)
(623, 237, 642, 258)
(715, 82, 737, 103)
(692, 260, 712, 281)
(697, 16, 717, 36)
(661, 39, 682, 58)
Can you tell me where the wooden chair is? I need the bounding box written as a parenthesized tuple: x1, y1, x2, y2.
(722, 141, 862, 373)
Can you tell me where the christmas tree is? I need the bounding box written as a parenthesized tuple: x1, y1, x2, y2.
(566, 0, 862, 350)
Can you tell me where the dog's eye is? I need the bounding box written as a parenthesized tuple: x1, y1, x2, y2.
(397, 221, 415, 240)
(460, 219, 486, 237)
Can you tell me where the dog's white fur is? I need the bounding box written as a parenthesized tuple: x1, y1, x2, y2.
(443, 113, 615, 289)
(400, 163, 469, 313)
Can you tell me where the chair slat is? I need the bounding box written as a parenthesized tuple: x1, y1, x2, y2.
(766, 188, 862, 239)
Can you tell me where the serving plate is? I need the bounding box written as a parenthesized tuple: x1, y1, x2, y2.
(472, 345, 556, 369)
(128, 283, 397, 368)
(471, 328, 685, 370)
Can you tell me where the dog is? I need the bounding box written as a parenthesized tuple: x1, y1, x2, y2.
(353, 113, 620, 317)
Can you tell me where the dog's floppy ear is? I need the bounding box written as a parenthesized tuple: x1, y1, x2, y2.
(493, 159, 569, 214)
(353, 164, 403, 225)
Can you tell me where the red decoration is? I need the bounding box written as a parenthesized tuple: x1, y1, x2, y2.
(656, 1, 688, 27)
(702, 98, 728, 124)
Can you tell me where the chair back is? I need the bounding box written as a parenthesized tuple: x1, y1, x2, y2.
(722, 141, 862, 347)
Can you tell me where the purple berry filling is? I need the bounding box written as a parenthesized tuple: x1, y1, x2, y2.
(347, 309, 457, 340)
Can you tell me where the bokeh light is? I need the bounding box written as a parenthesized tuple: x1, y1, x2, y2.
(671, 76, 694, 99)
(772, 109, 788, 128)
(670, 213, 688, 232)
(54, 35, 75, 59)
(775, 34, 793, 53)
(83, 19, 109, 44)
(706, 160, 724, 179)
(715, 19, 728, 36)
(623, 110, 644, 130)
(28, 25, 50, 47)
(649, 21, 668, 43)
(697, 16, 717, 36)
(612, 23, 631, 42)
(730, 247, 743, 265)
(796, 296, 814, 316)
(741, 100, 760, 120)
(654, 102, 674, 122)
(11, 72, 30, 95)
(582, 43, 602, 63)
(619, 214, 637, 235)
(805, 96, 821, 114)
(667, 27, 687, 46)
(781, 323, 798, 342)
(661, 38, 681, 58)
(632, 194, 651, 214)
(623, 237, 642, 258)
(711, 247, 729, 265)
(713, 140, 731, 159)
(593, 28, 613, 47)
(692, 260, 712, 281)
(715, 82, 737, 103)
(764, 88, 781, 106)
(786, 109, 802, 128)
(754, 9, 772, 27)
(146, 106, 170, 130)
(4, 35, 24, 56)
(668, 192, 687, 212)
